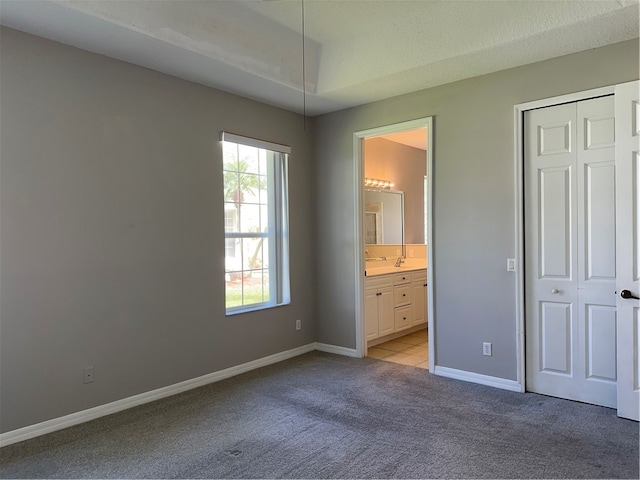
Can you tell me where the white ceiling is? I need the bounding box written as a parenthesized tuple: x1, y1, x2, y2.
(1, 0, 638, 116)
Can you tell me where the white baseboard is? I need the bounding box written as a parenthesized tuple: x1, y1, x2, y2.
(434, 366, 523, 392)
(314, 342, 360, 358)
(0, 343, 316, 448)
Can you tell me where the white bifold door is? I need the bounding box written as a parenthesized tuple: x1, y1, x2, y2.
(525, 86, 640, 420)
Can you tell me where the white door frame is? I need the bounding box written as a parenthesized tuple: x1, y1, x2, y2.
(353, 117, 434, 368)
(513, 85, 615, 392)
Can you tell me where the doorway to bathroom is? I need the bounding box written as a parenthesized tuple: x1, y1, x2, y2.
(353, 117, 434, 371)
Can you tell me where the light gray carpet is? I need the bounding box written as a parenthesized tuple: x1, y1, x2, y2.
(0, 352, 638, 479)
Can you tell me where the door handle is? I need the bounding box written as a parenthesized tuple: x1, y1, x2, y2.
(620, 289, 640, 300)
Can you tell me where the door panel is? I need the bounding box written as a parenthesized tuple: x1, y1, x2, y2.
(635, 152, 639, 282)
(526, 96, 616, 408)
(539, 167, 572, 278)
(585, 304, 616, 381)
(584, 116, 615, 150)
(635, 308, 639, 391)
(539, 122, 572, 155)
(584, 163, 616, 280)
(615, 80, 640, 420)
(540, 301, 572, 374)
(576, 97, 617, 408)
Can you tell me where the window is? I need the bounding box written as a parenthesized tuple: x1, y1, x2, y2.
(221, 132, 290, 313)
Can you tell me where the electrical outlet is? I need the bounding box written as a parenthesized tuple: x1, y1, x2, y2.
(83, 366, 94, 384)
(409, 249, 414, 257)
(482, 342, 492, 356)
(295, 319, 301, 330)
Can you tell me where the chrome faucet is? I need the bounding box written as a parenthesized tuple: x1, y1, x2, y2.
(394, 256, 405, 267)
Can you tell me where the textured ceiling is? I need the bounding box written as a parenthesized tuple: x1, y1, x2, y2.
(1, 0, 638, 116)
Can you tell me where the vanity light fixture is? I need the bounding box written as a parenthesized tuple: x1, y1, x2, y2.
(364, 177, 394, 189)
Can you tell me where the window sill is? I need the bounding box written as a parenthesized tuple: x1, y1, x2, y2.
(225, 301, 291, 316)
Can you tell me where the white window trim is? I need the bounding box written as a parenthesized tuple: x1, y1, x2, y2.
(222, 132, 291, 315)
(221, 132, 291, 154)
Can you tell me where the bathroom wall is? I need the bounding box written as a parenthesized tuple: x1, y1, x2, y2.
(364, 138, 426, 244)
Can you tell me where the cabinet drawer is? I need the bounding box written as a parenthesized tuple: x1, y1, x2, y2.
(394, 306, 412, 331)
(411, 270, 427, 284)
(394, 285, 411, 306)
(394, 272, 411, 285)
(366, 275, 394, 289)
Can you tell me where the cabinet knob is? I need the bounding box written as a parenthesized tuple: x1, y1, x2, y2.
(402, 293, 406, 297)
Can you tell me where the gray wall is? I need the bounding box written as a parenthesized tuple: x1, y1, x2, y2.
(314, 39, 639, 380)
(2, 23, 638, 435)
(0, 27, 317, 433)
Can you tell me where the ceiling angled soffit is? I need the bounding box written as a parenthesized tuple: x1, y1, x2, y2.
(0, 0, 333, 114)
(54, 0, 322, 93)
(0, 0, 638, 115)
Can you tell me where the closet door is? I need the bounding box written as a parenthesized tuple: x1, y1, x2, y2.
(615, 80, 640, 421)
(525, 96, 617, 408)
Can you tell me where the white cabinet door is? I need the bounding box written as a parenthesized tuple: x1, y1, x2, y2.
(411, 280, 426, 326)
(615, 80, 640, 421)
(378, 287, 395, 337)
(364, 288, 380, 341)
(525, 96, 617, 408)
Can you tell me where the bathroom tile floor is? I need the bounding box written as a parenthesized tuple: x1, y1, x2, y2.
(367, 329, 428, 369)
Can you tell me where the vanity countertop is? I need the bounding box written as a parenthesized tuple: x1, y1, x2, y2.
(365, 260, 427, 277)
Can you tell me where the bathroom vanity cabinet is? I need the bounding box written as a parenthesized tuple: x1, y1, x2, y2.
(365, 269, 427, 342)
(364, 275, 394, 340)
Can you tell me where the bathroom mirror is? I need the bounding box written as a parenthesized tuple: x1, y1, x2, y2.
(364, 189, 404, 245)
